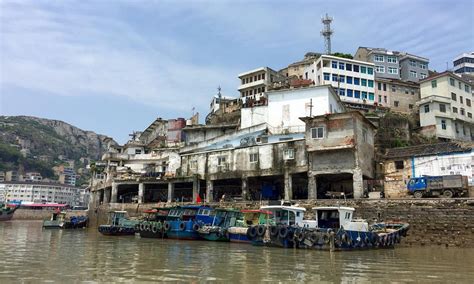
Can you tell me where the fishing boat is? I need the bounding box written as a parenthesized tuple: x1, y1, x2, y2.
(0, 203, 18, 221)
(136, 208, 170, 238)
(164, 205, 215, 240)
(98, 211, 138, 236)
(43, 211, 88, 229)
(197, 208, 241, 241)
(227, 209, 273, 243)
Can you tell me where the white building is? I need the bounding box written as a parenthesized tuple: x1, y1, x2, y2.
(418, 71, 473, 141)
(0, 181, 86, 206)
(238, 67, 286, 104)
(453, 52, 474, 75)
(240, 85, 345, 132)
(305, 55, 376, 107)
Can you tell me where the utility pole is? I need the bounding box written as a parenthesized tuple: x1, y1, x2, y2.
(321, 13, 334, 55)
(309, 98, 314, 117)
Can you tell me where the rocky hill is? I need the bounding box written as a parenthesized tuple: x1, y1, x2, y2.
(0, 116, 116, 182)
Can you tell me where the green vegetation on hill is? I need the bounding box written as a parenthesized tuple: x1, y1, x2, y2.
(332, 52, 354, 59)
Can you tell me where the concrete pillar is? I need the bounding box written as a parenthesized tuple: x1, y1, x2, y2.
(353, 168, 364, 199)
(103, 188, 110, 204)
(308, 174, 317, 200)
(167, 182, 174, 203)
(284, 169, 293, 200)
(138, 183, 144, 204)
(241, 177, 249, 200)
(193, 176, 199, 203)
(111, 182, 118, 203)
(206, 179, 213, 203)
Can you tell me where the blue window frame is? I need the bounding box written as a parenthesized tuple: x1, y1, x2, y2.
(324, 73, 330, 81)
(367, 67, 374, 75)
(353, 65, 359, 72)
(354, 90, 361, 98)
(368, 80, 374, 88)
(339, 88, 345, 96)
(339, 62, 345, 70)
(361, 66, 367, 74)
(346, 76, 353, 84)
(354, 78, 360, 85)
(347, 89, 353, 97)
(332, 74, 338, 82)
(362, 91, 367, 99)
(361, 79, 367, 86)
(369, 92, 375, 101)
(339, 75, 345, 83)
(346, 64, 352, 71)
(332, 61, 338, 68)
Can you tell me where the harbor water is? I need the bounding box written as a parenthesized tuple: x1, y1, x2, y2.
(1, 221, 473, 283)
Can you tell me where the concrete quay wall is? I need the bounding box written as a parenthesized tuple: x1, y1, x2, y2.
(12, 209, 88, 220)
(88, 199, 474, 247)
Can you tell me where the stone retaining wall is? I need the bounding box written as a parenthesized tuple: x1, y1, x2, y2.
(12, 209, 88, 220)
(88, 198, 474, 247)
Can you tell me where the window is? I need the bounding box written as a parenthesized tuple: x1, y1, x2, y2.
(311, 127, 325, 139)
(378, 95, 382, 103)
(346, 63, 352, 71)
(375, 65, 385, 73)
(450, 78, 455, 86)
(332, 74, 338, 82)
(367, 67, 373, 75)
(420, 73, 427, 79)
(383, 83, 387, 91)
(324, 73, 330, 81)
(465, 85, 471, 93)
(387, 56, 397, 63)
(369, 92, 375, 101)
(339, 75, 345, 83)
(409, 104, 413, 109)
(347, 89, 353, 97)
(332, 61, 338, 68)
(283, 149, 295, 160)
(420, 63, 427, 69)
(249, 153, 258, 163)
(388, 67, 398, 74)
(453, 107, 458, 113)
(431, 80, 437, 88)
(439, 104, 446, 113)
(262, 73, 265, 80)
(360, 66, 367, 74)
(354, 90, 361, 98)
(217, 156, 226, 165)
(384, 96, 387, 103)
(339, 88, 345, 96)
(361, 79, 367, 86)
(461, 108, 465, 116)
(368, 80, 374, 88)
(346, 76, 353, 84)
(459, 82, 462, 89)
(378, 82, 382, 90)
(451, 92, 457, 101)
(409, 60, 417, 67)
(394, 101, 399, 107)
(410, 70, 417, 78)
(374, 55, 384, 62)
(354, 78, 360, 85)
(362, 91, 367, 99)
(405, 88, 409, 95)
(135, 149, 142, 154)
(460, 96, 463, 104)
(468, 112, 472, 118)
(411, 90, 415, 95)
(353, 65, 359, 72)
(424, 104, 430, 113)
(394, 160, 404, 170)
(362, 128, 368, 142)
(339, 62, 345, 70)
(190, 160, 198, 169)
(466, 99, 471, 107)
(455, 122, 459, 133)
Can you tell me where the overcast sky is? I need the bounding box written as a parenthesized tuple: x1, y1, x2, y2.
(1, 0, 473, 143)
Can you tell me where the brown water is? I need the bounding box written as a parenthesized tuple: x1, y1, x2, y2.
(0, 221, 473, 283)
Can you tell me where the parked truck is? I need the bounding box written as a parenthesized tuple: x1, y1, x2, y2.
(407, 175, 469, 198)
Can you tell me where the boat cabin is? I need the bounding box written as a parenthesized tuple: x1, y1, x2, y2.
(312, 206, 368, 231)
(260, 205, 312, 227)
(110, 211, 128, 226)
(143, 208, 170, 221)
(211, 209, 241, 227)
(195, 206, 215, 225)
(50, 212, 66, 222)
(238, 209, 273, 227)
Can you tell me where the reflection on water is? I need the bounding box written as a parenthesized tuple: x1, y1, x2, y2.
(1, 221, 473, 282)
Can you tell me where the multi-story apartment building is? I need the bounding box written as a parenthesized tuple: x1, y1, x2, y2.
(374, 78, 420, 113)
(25, 172, 43, 182)
(238, 67, 286, 105)
(0, 181, 85, 206)
(306, 55, 376, 106)
(354, 47, 429, 82)
(453, 52, 474, 75)
(418, 71, 473, 141)
(60, 167, 76, 186)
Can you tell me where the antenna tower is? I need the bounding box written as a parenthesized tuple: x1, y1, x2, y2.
(321, 13, 333, 55)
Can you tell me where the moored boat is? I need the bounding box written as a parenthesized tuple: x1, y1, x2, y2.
(98, 211, 138, 236)
(43, 211, 88, 229)
(227, 209, 273, 243)
(0, 203, 18, 221)
(197, 208, 241, 241)
(136, 208, 170, 238)
(164, 205, 215, 240)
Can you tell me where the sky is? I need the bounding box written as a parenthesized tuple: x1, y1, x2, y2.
(1, 0, 473, 144)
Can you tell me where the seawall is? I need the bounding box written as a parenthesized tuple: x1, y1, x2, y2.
(88, 199, 474, 248)
(12, 209, 88, 220)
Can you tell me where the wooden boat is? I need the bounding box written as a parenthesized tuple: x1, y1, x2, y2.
(98, 211, 138, 236)
(197, 208, 241, 241)
(0, 203, 18, 221)
(136, 208, 170, 238)
(227, 209, 273, 244)
(43, 211, 88, 229)
(164, 206, 215, 240)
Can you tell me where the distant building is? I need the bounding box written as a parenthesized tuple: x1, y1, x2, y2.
(453, 52, 474, 75)
(5, 171, 20, 182)
(0, 172, 5, 182)
(375, 78, 420, 113)
(418, 71, 473, 141)
(238, 67, 286, 106)
(281, 52, 322, 79)
(60, 167, 76, 186)
(25, 172, 42, 182)
(354, 47, 429, 82)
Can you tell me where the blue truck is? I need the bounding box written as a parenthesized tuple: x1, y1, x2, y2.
(407, 175, 469, 198)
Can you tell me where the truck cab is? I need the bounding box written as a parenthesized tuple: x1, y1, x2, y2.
(407, 177, 427, 197)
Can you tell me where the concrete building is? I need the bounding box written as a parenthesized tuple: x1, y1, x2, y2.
(0, 172, 5, 182)
(241, 85, 345, 132)
(453, 52, 474, 75)
(306, 55, 376, 108)
(418, 71, 473, 141)
(382, 142, 473, 198)
(375, 78, 420, 113)
(280, 52, 322, 79)
(354, 47, 429, 82)
(60, 167, 76, 186)
(238, 67, 286, 106)
(301, 111, 376, 199)
(0, 181, 85, 206)
(5, 171, 20, 182)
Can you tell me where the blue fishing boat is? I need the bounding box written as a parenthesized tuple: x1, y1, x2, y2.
(98, 211, 139, 236)
(197, 208, 241, 241)
(136, 208, 170, 238)
(164, 205, 214, 240)
(227, 209, 273, 244)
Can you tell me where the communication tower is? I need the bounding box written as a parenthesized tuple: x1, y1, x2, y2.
(321, 13, 334, 54)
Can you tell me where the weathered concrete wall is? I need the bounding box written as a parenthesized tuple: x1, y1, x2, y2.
(89, 199, 474, 247)
(12, 209, 87, 220)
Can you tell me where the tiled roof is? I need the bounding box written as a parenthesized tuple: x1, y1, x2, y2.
(384, 142, 473, 159)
